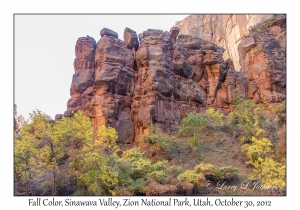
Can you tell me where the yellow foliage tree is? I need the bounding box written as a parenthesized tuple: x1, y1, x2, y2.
(177, 170, 206, 186)
(205, 108, 225, 126)
(242, 136, 272, 168)
(242, 136, 286, 190)
(255, 158, 286, 190)
(96, 125, 119, 156)
(77, 125, 119, 195)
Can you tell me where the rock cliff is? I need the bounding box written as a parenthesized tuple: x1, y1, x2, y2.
(64, 36, 96, 117)
(14, 104, 26, 133)
(63, 14, 286, 142)
(175, 14, 286, 103)
(238, 15, 286, 103)
(175, 15, 280, 70)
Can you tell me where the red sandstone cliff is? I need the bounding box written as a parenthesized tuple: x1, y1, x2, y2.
(63, 15, 286, 142)
(176, 14, 286, 104)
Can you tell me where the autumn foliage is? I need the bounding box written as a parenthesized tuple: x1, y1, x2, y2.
(14, 92, 286, 195)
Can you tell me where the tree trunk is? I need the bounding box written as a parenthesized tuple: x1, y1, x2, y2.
(52, 169, 56, 196)
(26, 182, 28, 196)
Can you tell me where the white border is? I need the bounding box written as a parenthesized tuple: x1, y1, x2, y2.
(2, 0, 297, 209)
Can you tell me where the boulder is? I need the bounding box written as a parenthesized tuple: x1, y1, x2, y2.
(123, 27, 139, 50)
(100, 28, 118, 38)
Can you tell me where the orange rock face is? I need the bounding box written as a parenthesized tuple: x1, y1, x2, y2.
(132, 30, 208, 137)
(175, 14, 286, 104)
(90, 29, 137, 143)
(239, 15, 286, 103)
(64, 36, 96, 117)
(63, 16, 286, 142)
(175, 14, 279, 71)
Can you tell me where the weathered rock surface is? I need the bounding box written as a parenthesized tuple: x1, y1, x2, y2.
(175, 14, 286, 104)
(239, 15, 286, 103)
(100, 28, 118, 39)
(14, 104, 26, 132)
(18, 115, 25, 125)
(14, 104, 21, 130)
(55, 114, 63, 121)
(175, 14, 277, 71)
(64, 36, 96, 117)
(64, 16, 285, 142)
(132, 29, 207, 137)
(124, 27, 139, 50)
(90, 28, 136, 142)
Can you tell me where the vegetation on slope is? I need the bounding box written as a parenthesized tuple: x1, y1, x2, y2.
(14, 91, 286, 196)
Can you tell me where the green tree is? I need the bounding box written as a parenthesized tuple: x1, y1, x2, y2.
(52, 111, 93, 186)
(179, 113, 207, 164)
(139, 125, 176, 158)
(227, 90, 264, 142)
(177, 169, 206, 186)
(78, 143, 118, 195)
(242, 136, 285, 190)
(29, 110, 61, 196)
(14, 130, 37, 195)
(75, 125, 119, 195)
(15, 110, 61, 195)
(255, 158, 286, 191)
(228, 89, 281, 144)
(117, 147, 171, 195)
(242, 136, 272, 168)
(119, 147, 153, 180)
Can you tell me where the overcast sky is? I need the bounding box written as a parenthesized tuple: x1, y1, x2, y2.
(14, 15, 188, 120)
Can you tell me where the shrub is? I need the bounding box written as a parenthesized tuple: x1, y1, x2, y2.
(177, 170, 206, 186)
(139, 125, 175, 156)
(242, 136, 272, 168)
(179, 114, 207, 164)
(195, 163, 239, 181)
(255, 158, 286, 190)
(145, 181, 176, 196)
(204, 108, 225, 126)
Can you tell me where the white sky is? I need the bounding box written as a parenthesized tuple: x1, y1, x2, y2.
(15, 15, 188, 120)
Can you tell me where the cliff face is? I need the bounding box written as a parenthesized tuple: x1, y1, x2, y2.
(239, 15, 286, 103)
(14, 104, 26, 133)
(64, 36, 96, 118)
(175, 14, 278, 71)
(64, 27, 236, 141)
(63, 14, 286, 142)
(175, 14, 286, 103)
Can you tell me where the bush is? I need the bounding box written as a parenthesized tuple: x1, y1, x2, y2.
(139, 125, 175, 155)
(144, 181, 176, 196)
(255, 158, 286, 190)
(179, 114, 207, 164)
(242, 136, 272, 168)
(177, 170, 206, 186)
(204, 108, 225, 127)
(195, 163, 239, 182)
(117, 147, 171, 194)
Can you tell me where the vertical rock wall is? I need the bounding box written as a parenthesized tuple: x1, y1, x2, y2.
(63, 27, 249, 141)
(238, 15, 286, 103)
(175, 14, 277, 71)
(175, 14, 286, 104)
(63, 15, 286, 142)
(64, 36, 96, 117)
(89, 28, 137, 143)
